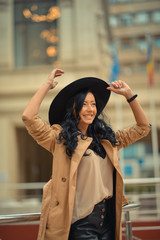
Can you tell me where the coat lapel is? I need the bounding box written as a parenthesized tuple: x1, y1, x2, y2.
(68, 136, 92, 223)
(69, 136, 92, 181)
(101, 139, 123, 179)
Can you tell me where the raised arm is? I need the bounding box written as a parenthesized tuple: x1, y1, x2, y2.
(107, 80, 150, 126)
(22, 68, 64, 121)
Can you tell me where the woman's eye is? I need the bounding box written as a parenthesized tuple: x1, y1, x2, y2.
(83, 102, 96, 106)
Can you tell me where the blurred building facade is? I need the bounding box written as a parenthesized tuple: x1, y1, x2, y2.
(0, 0, 160, 210)
(105, 0, 160, 178)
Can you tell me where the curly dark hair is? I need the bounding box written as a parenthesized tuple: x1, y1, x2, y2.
(58, 89, 119, 158)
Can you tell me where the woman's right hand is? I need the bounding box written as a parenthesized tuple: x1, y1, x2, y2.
(47, 68, 64, 89)
(22, 68, 64, 121)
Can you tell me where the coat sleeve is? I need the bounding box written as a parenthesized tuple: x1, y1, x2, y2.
(115, 124, 151, 151)
(23, 115, 61, 152)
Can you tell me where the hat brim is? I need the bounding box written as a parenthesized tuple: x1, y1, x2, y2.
(49, 77, 110, 125)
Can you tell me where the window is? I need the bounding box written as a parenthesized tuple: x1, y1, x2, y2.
(109, 0, 118, 3)
(123, 142, 154, 178)
(121, 38, 132, 50)
(155, 60, 160, 72)
(151, 10, 160, 23)
(134, 0, 149, 2)
(109, 15, 119, 27)
(14, 0, 59, 68)
(154, 36, 160, 48)
(122, 63, 133, 75)
(135, 12, 149, 25)
(136, 38, 148, 51)
(109, 0, 133, 2)
(137, 61, 147, 72)
(16, 127, 52, 197)
(120, 13, 133, 26)
(118, 0, 133, 2)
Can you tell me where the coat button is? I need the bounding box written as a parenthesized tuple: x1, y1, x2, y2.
(61, 177, 66, 182)
(101, 215, 104, 219)
(100, 222, 103, 227)
(102, 207, 105, 212)
(55, 201, 59, 206)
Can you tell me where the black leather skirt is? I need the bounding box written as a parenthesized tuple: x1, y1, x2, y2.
(69, 197, 115, 240)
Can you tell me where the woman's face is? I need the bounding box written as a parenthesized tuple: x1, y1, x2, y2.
(78, 92, 97, 133)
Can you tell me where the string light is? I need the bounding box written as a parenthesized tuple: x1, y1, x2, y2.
(31, 5, 38, 11)
(23, 6, 60, 22)
(23, 9, 32, 19)
(23, 4, 59, 60)
(46, 46, 57, 57)
(40, 29, 58, 44)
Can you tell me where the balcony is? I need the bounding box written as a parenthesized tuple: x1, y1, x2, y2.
(110, 0, 160, 15)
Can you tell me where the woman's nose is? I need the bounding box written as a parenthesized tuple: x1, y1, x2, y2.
(87, 104, 93, 111)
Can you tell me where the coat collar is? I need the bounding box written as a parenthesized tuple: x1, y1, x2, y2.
(69, 137, 123, 182)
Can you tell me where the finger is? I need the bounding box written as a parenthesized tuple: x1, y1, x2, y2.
(107, 86, 117, 92)
(55, 70, 64, 77)
(55, 73, 63, 76)
(55, 69, 64, 73)
(114, 80, 123, 88)
(50, 68, 64, 75)
(111, 81, 119, 88)
(117, 80, 123, 88)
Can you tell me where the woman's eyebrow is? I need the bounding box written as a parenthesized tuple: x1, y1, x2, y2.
(84, 100, 96, 103)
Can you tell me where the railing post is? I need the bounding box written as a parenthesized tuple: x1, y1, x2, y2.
(125, 211, 132, 240)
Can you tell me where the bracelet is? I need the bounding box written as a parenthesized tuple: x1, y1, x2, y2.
(127, 94, 138, 103)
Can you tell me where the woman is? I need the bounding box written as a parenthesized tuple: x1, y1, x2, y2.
(22, 68, 151, 240)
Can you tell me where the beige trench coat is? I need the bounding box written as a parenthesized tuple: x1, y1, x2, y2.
(24, 116, 151, 240)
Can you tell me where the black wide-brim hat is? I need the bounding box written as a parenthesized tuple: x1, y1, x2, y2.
(49, 77, 110, 126)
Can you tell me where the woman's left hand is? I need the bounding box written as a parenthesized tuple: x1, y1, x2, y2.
(107, 80, 133, 99)
(107, 80, 150, 126)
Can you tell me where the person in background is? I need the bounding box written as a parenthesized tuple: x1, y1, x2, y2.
(22, 68, 151, 240)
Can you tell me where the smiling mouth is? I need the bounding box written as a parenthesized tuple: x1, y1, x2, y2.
(83, 115, 93, 119)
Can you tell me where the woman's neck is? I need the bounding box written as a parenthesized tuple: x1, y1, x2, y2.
(78, 123, 88, 136)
